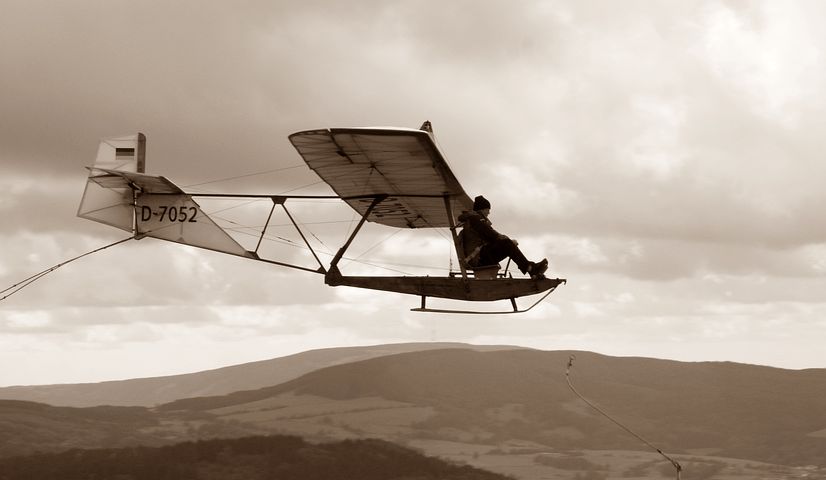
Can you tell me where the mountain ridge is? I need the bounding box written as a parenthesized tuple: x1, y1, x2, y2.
(0, 342, 521, 407)
(156, 348, 826, 466)
(1, 346, 824, 470)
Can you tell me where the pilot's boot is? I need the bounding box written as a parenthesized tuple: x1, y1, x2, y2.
(527, 258, 548, 279)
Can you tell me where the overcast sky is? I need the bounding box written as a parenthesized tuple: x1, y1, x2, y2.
(2, 0, 825, 386)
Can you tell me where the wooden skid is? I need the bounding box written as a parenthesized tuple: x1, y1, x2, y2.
(326, 275, 565, 302)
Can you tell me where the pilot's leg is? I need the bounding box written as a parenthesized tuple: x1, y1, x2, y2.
(480, 239, 547, 277)
(479, 238, 530, 272)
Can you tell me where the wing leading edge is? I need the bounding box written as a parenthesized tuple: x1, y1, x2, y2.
(288, 127, 473, 228)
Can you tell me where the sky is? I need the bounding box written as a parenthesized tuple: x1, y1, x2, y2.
(2, 0, 826, 386)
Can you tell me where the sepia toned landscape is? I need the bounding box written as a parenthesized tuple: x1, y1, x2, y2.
(4, 2, 826, 479)
(1, 345, 824, 479)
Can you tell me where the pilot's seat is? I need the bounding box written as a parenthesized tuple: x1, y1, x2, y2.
(470, 264, 500, 279)
(457, 225, 502, 279)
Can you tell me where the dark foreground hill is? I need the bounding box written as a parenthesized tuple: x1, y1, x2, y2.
(0, 400, 156, 458)
(0, 399, 264, 458)
(0, 434, 510, 480)
(0, 343, 515, 407)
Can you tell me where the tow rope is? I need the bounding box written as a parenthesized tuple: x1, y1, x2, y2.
(1, 237, 133, 303)
(565, 354, 683, 479)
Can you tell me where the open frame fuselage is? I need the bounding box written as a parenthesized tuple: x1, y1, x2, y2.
(77, 128, 565, 313)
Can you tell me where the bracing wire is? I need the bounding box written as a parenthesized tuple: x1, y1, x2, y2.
(348, 228, 404, 263)
(182, 164, 306, 190)
(565, 355, 683, 479)
(1, 237, 133, 303)
(207, 221, 436, 275)
(190, 193, 446, 275)
(307, 229, 333, 256)
(278, 180, 326, 195)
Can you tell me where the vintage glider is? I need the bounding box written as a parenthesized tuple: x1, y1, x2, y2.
(77, 126, 565, 313)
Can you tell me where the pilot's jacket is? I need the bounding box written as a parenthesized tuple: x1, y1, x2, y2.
(457, 210, 502, 266)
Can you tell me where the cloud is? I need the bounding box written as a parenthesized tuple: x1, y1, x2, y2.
(699, 2, 825, 122)
(3, 0, 826, 383)
(543, 234, 826, 281)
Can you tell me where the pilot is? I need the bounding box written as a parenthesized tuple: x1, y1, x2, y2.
(458, 195, 548, 279)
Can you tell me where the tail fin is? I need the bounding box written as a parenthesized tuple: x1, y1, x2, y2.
(77, 133, 255, 258)
(77, 133, 147, 232)
(94, 133, 146, 173)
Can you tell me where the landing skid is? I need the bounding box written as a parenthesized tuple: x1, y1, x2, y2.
(411, 284, 562, 314)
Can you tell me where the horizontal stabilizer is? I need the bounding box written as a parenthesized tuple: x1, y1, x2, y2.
(78, 133, 253, 258)
(87, 168, 183, 194)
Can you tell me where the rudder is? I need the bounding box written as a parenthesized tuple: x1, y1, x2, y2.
(77, 133, 147, 232)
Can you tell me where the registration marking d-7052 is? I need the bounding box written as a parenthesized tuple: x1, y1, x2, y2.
(140, 205, 198, 223)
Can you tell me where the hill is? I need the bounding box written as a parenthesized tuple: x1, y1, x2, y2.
(0, 434, 510, 480)
(2, 347, 825, 476)
(158, 348, 826, 467)
(0, 343, 516, 407)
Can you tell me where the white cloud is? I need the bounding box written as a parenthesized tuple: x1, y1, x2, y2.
(3, 1, 826, 384)
(5, 310, 52, 330)
(621, 96, 688, 180)
(573, 302, 605, 318)
(699, 1, 823, 124)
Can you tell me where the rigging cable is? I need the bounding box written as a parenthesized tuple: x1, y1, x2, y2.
(564, 354, 683, 479)
(182, 164, 306, 190)
(1, 237, 133, 303)
(347, 228, 404, 263)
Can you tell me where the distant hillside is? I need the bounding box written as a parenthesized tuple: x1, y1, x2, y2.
(159, 349, 826, 466)
(2, 348, 825, 470)
(0, 434, 510, 480)
(0, 343, 517, 407)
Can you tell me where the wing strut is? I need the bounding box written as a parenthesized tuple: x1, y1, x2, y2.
(255, 199, 278, 255)
(251, 195, 327, 274)
(280, 199, 326, 272)
(326, 195, 386, 281)
(444, 195, 468, 280)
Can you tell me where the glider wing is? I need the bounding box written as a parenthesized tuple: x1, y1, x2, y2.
(289, 128, 473, 228)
